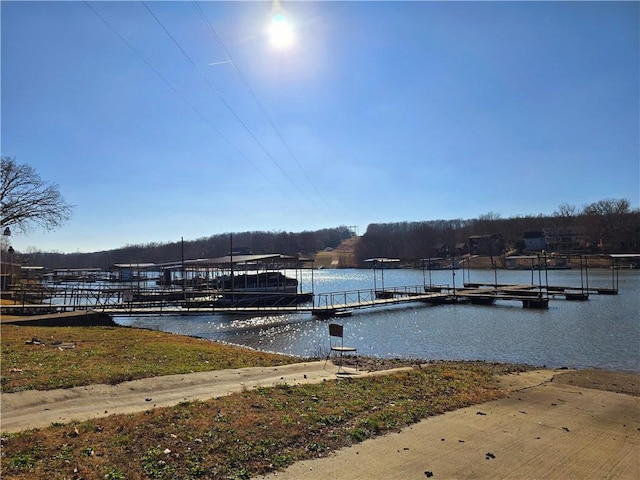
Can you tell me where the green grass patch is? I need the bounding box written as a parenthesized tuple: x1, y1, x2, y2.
(1, 325, 300, 393)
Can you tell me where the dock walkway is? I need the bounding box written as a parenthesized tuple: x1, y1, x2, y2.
(1, 280, 621, 320)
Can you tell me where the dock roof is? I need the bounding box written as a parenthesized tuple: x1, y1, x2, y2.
(363, 258, 401, 264)
(157, 254, 309, 270)
(113, 263, 157, 269)
(185, 254, 295, 266)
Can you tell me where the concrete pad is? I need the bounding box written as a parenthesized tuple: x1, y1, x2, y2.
(1, 361, 342, 432)
(258, 371, 640, 480)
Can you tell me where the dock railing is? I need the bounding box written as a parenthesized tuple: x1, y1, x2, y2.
(313, 284, 447, 310)
(314, 288, 377, 310)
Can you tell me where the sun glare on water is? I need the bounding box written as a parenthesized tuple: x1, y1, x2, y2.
(269, 13, 294, 48)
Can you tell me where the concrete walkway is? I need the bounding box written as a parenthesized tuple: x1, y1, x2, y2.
(1, 360, 405, 432)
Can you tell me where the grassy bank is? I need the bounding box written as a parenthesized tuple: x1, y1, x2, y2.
(1, 325, 301, 393)
(1, 324, 533, 479)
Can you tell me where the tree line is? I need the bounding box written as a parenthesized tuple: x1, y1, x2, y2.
(354, 199, 639, 263)
(19, 227, 356, 270)
(20, 198, 639, 270)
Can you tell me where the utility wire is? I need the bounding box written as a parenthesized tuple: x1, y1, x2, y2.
(83, 1, 273, 184)
(142, 1, 319, 207)
(191, 1, 336, 214)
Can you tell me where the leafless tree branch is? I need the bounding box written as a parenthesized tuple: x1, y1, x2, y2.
(1, 157, 73, 234)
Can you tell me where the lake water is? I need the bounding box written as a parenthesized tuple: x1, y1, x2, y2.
(115, 268, 640, 373)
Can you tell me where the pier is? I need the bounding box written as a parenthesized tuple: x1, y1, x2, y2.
(2, 253, 635, 322)
(1, 278, 625, 321)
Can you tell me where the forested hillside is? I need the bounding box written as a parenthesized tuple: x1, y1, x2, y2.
(355, 199, 639, 262)
(19, 227, 355, 269)
(12, 198, 639, 269)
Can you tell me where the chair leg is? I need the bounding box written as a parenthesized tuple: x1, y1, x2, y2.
(324, 350, 336, 370)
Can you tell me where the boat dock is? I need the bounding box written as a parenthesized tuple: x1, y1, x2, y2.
(1, 278, 623, 321)
(3, 252, 633, 321)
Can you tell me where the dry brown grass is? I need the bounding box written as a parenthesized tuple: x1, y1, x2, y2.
(313, 237, 359, 268)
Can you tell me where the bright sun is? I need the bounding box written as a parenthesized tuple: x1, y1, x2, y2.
(269, 13, 294, 48)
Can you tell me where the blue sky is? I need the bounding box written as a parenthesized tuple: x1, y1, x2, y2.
(2, 1, 638, 253)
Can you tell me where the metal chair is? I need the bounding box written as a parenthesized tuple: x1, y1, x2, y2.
(326, 323, 357, 373)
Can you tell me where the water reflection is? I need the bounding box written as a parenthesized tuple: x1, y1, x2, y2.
(116, 269, 640, 372)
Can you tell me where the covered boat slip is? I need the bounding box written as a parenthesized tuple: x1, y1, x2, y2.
(114, 253, 314, 308)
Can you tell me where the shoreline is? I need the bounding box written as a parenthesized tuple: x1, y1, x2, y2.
(4, 317, 640, 375)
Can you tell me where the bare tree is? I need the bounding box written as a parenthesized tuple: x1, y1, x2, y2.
(582, 198, 630, 216)
(581, 198, 633, 252)
(554, 203, 577, 217)
(1, 157, 73, 234)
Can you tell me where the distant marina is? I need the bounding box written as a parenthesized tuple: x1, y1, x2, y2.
(109, 267, 638, 373)
(3, 253, 632, 316)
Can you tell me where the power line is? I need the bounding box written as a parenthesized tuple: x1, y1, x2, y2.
(82, 1, 276, 186)
(191, 1, 336, 214)
(142, 1, 321, 208)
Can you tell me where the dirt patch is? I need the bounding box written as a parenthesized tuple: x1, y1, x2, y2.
(347, 359, 640, 396)
(553, 368, 640, 396)
(340, 357, 535, 375)
(313, 237, 359, 268)
(339, 356, 417, 372)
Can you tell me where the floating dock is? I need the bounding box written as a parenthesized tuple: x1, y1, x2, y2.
(1, 278, 623, 321)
